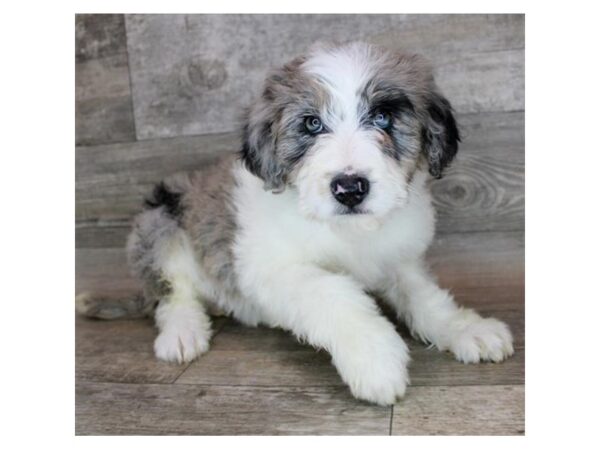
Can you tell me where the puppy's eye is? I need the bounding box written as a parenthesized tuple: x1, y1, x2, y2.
(373, 111, 392, 129)
(304, 116, 323, 134)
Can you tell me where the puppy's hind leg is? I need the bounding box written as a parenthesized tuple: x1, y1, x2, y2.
(128, 210, 212, 364)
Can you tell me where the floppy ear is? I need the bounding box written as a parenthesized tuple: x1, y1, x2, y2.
(422, 91, 460, 179)
(240, 110, 287, 193)
(240, 65, 301, 193)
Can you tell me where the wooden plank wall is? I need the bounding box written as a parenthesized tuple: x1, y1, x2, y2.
(76, 13, 524, 295)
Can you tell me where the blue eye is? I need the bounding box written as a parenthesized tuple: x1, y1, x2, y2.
(304, 116, 323, 134)
(373, 111, 392, 129)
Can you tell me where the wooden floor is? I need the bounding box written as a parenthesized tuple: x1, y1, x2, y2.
(75, 282, 524, 435)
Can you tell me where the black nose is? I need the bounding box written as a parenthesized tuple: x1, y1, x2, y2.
(330, 175, 370, 208)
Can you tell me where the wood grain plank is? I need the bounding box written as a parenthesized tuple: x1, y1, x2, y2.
(76, 133, 233, 222)
(76, 14, 128, 63)
(125, 14, 524, 139)
(370, 14, 524, 55)
(76, 53, 136, 145)
(75, 381, 391, 435)
(433, 111, 524, 233)
(428, 231, 524, 290)
(433, 49, 524, 115)
(75, 14, 135, 145)
(75, 111, 523, 234)
(75, 247, 139, 295)
(76, 315, 228, 384)
(391, 385, 524, 435)
(444, 285, 524, 312)
(76, 221, 130, 248)
(76, 315, 185, 384)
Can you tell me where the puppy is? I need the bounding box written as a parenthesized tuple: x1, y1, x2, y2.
(77, 42, 514, 405)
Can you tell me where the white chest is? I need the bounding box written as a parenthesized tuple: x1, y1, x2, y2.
(233, 170, 436, 290)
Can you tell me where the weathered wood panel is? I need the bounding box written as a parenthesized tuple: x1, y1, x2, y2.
(369, 14, 524, 54)
(76, 14, 136, 145)
(76, 382, 392, 435)
(76, 315, 227, 384)
(75, 132, 234, 223)
(429, 231, 524, 290)
(432, 111, 524, 233)
(391, 385, 524, 435)
(75, 247, 138, 295)
(442, 285, 524, 313)
(76, 221, 130, 249)
(75, 111, 523, 235)
(432, 49, 524, 115)
(76, 53, 136, 145)
(125, 14, 524, 139)
(76, 14, 128, 63)
(76, 315, 186, 384)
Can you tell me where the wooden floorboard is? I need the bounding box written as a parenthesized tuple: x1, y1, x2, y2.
(76, 315, 228, 384)
(76, 382, 392, 435)
(391, 385, 524, 435)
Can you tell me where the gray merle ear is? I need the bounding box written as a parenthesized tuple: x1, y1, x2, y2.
(240, 57, 308, 192)
(422, 91, 460, 179)
(240, 113, 285, 192)
(240, 110, 288, 193)
(239, 75, 290, 193)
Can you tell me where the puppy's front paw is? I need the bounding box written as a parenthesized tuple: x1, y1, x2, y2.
(335, 330, 410, 405)
(154, 326, 210, 364)
(448, 315, 514, 364)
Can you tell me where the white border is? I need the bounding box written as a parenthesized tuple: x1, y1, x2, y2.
(3, 1, 600, 449)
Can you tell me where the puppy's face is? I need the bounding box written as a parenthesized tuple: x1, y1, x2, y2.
(241, 42, 459, 221)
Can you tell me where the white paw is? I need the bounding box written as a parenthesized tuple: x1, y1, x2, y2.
(334, 327, 410, 406)
(448, 315, 514, 364)
(154, 326, 210, 364)
(153, 301, 212, 364)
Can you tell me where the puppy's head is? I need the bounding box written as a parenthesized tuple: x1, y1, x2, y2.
(241, 42, 459, 220)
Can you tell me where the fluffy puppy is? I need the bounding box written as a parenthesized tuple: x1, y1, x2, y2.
(77, 42, 514, 405)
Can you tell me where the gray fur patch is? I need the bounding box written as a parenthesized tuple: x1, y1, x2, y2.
(180, 156, 239, 292)
(126, 205, 180, 308)
(241, 56, 332, 192)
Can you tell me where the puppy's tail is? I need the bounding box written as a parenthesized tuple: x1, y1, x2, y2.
(75, 291, 155, 320)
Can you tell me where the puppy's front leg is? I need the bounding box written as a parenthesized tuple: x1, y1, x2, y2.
(383, 260, 514, 363)
(244, 265, 410, 405)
